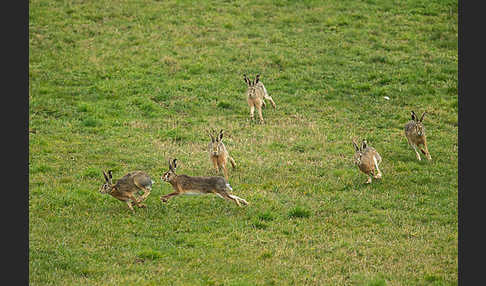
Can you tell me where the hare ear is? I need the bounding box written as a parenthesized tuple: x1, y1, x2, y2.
(219, 129, 224, 141)
(207, 129, 215, 142)
(168, 159, 173, 170)
(107, 170, 113, 180)
(172, 159, 177, 170)
(243, 74, 249, 85)
(411, 111, 417, 121)
(102, 171, 109, 182)
(255, 74, 260, 84)
(361, 139, 367, 149)
(352, 140, 360, 152)
(419, 111, 426, 122)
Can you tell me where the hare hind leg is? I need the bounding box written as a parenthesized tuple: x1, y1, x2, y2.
(135, 184, 152, 204)
(136, 188, 151, 206)
(225, 184, 248, 206)
(216, 189, 248, 207)
(128, 193, 146, 208)
(264, 95, 276, 109)
(228, 194, 248, 206)
(372, 156, 382, 179)
(216, 191, 241, 206)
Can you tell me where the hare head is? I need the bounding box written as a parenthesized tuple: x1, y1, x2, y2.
(99, 170, 114, 194)
(162, 159, 178, 182)
(411, 111, 427, 136)
(208, 129, 225, 157)
(352, 139, 372, 164)
(244, 74, 259, 97)
(352, 139, 365, 165)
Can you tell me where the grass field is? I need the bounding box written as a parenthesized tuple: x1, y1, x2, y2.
(29, 0, 458, 285)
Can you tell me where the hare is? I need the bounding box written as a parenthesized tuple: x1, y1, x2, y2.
(404, 111, 432, 161)
(207, 128, 236, 180)
(353, 139, 382, 184)
(99, 170, 154, 212)
(244, 74, 276, 123)
(160, 159, 248, 207)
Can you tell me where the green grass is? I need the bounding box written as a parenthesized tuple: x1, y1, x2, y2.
(29, 0, 458, 285)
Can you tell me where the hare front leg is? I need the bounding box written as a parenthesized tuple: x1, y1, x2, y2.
(249, 105, 255, 121)
(161, 184, 184, 203)
(125, 200, 135, 212)
(365, 176, 372, 184)
(411, 144, 422, 161)
(216, 156, 227, 178)
(256, 102, 264, 124)
(211, 156, 219, 174)
(372, 156, 382, 179)
(221, 164, 229, 181)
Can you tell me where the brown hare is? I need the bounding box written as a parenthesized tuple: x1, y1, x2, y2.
(160, 159, 249, 207)
(244, 74, 276, 123)
(99, 170, 154, 212)
(353, 139, 382, 184)
(404, 111, 432, 161)
(207, 128, 236, 180)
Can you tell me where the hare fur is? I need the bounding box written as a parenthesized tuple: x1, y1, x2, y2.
(244, 74, 276, 123)
(404, 111, 432, 161)
(207, 129, 236, 180)
(161, 159, 248, 207)
(99, 170, 154, 212)
(353, 139, 383, 184)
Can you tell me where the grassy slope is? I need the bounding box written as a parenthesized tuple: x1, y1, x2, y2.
(29, 0, 458, 285)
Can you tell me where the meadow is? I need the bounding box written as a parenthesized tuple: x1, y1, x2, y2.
(29, 0, 458, 285)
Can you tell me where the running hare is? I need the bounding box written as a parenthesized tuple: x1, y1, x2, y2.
(207, 128, 236, 180)
(353, 139, 382, 184)
(160, 159, 248, 207)
(99, 170, 154, 212)
(404, 111, 432, 161)
(244, 74, 276, 123)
